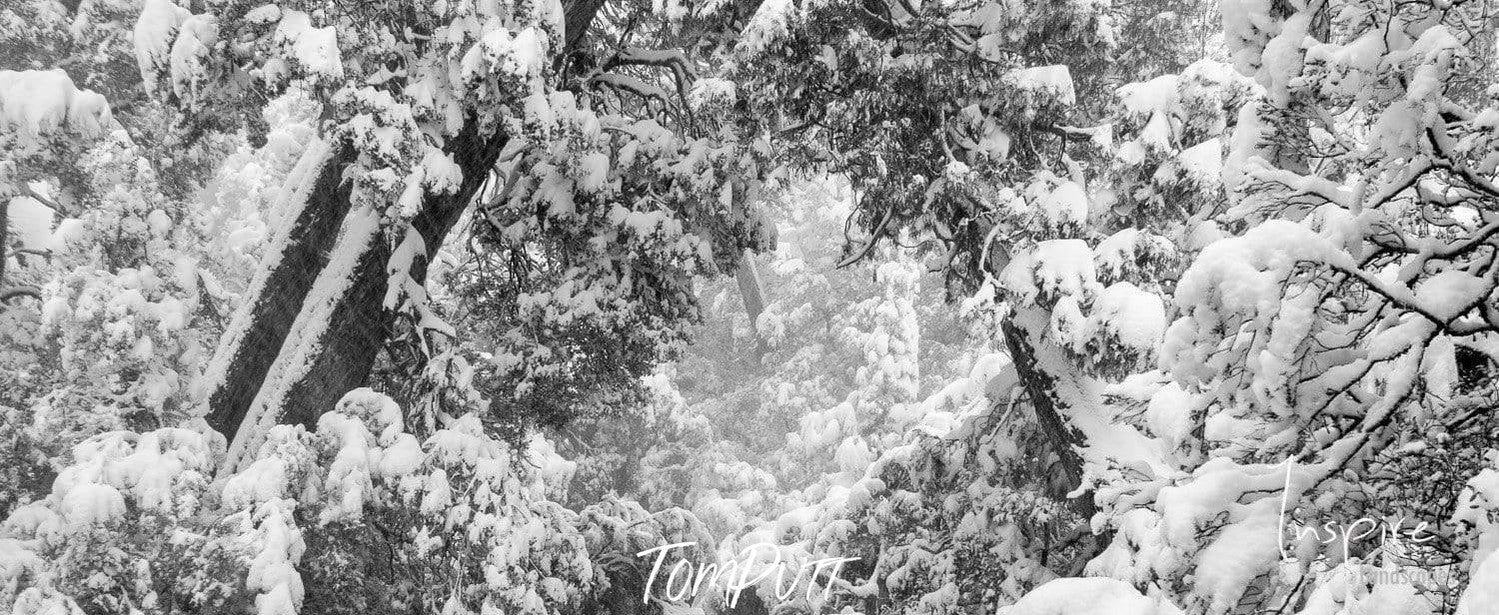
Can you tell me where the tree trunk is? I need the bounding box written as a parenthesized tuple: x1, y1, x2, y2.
(999, 313, 1116, 579)
(271, 129, 509, 432)
(213, 129, 509, 470)
(562, 0, 607, 57)
(200, 140, 354, 443)
(1, 194, 9, 288)
(735, 249, 769, 359)
(220, 203, 387, 467)
(0, 194, 33, 303)
(204, 0, 608, 454)
(999, 315, 1095, 521)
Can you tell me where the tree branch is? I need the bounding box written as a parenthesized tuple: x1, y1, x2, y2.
(1, 287, 41, 303)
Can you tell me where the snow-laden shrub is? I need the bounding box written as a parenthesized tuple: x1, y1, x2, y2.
(0, 389, 599, 615)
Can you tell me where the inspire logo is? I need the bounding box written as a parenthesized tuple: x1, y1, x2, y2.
(637, 542, 858, 608)
(1276, 459, 1437, 563)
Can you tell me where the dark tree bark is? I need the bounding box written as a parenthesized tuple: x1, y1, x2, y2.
(206, 0, 608, 451)
(1, 195, 9, 288)
(999, 316, 1115, 579)
(272, 226, 393, 431)
(734, 250, 769, 359)
(0, 197, 34, 303)
(563, 0, 608, 56)
(200, 129, 512, 613)
(273, 129, 510, 431)
(209, 129, 509, 466)
(999, 317, 1095, 520)
(203, 144, 357, 442)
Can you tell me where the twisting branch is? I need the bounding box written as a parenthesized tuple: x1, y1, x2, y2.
(22, 184, 74, 217)
(1, 287, 42, 303)
(609, 48, 697, 81)
(836, 200, 895, 269)
(590, 74, 673, 108)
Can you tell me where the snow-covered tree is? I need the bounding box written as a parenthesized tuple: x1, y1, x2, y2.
(130, 0, 780, 471)
(1084, 0, 1499, 612)
(5, 0, 1499, 613)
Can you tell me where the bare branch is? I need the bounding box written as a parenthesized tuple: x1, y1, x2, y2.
(1, 286, 41, 303)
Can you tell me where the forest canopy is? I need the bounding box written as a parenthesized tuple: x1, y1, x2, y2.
(2, 0, 1499, 613)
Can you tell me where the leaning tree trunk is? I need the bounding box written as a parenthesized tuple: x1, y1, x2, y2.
(735, 249, 769, 359)
(999, 315, 1095, 521)
(1, 194, 10, 290)
(200, 139, 354, 443)
(186, 0, 608, 610)
(999, 312, 1114, 577)
(0, 190, 34, 303)
(205, 126, 508, 470)
(203, 0, 607, 466)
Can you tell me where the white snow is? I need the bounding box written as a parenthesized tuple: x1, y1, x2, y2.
(1039, 180, 1089, 229)
(1006, 65, 1077, 107)
(134, 0, 192, 91)
(274, 11, 344, 81)
(1416, 270, 1489, 322)
(687, 78, 737, 110)
(464, 26, 549, 83)
(738, 0, 795, 54)
(60, 483, 126, 528)
(243, 499, 306, 615)
(167, 14, 217, 102)
(1118, 74, 1179, 119)
(1176, 138, 1223, 185)
(7, 196, 54, 248)
(1191, 498, 1283, 612)
(1455, 453, 1499, 615)
(1006, 239, 1100, 305)
(1145, 382, 1195, 450)
(1457, 551, 1499, 615)
(999, 577, 1183, 614)
(0, 70, 112, 140)
(1094, 282, 1167, 351)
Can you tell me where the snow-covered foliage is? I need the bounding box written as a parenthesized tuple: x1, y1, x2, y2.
(1, 49, 226, 520)
(2, 389, 601, 615)
(1079, 0, 1499, 611)
(552, 181, 980, 540)
(4, 0, 1498, 613)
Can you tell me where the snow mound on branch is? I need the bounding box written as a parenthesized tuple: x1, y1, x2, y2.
(462, 26, 550, 82)
(1000, 578, 1183, 614)
(49, 429, 218, 529)
(8, 196, 56, 251)
(1119, 74, 1179, 119)
(1174, 138, 1223, 185)
(1459, 550, 1499, 615)
(317, 387, 407, 523)
(1173, 220, 1346, 317)
(1094, 282, 1166, 351)
(1002, 239, 1099, 305)
(1039, 180, 1089, 230)
(1221, 0, 1276, 69)
(243, 499, 306, 615)
(274, 11, 344, 82)
(739, 0, 796, 53)
(0, 70, 112, 140)
(1005, 65, 1077, 107)
(1192, 497, 1283, 612)
(167, 14, 218, 102)
(60, 483, 126, 528)
(1417, 270, 1489, 323)
(1455, 452, 1499, 615)
(687, 78, 737, 110)
(134, 0, 191, 91)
